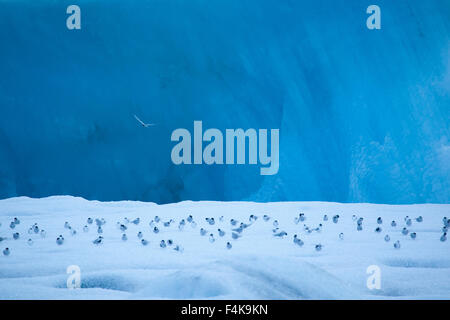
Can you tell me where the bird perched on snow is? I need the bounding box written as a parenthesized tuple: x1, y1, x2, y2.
(87, 217, 93, 224)
(119, 224, 127, 232)
(97, 226, 103, 234)
(263, 215, 270, 222)
(93, 236, 103, 245)
(233, 223, 248, 233)
(375, 227, 382, 233)
(141, 239, 149, 246)
(293, 234, 304, 246)
(154, 216, 161, 223)
(394, 240, 401, 249)
(137, 232, 143, 239)
(232, 225, 243, 234)
(122, 234, 127, 241)
(174, 245, 183, 252)
(273, 231, 287, 238)
(352, 215, 358, 221)
(405, 218, 412, 226)
(13, 218, 20, 225)
(206, 218, 215, 225)
(294, 213, 305, 224)
(273, 220, 279, 227)
(40, 230, 46, 238)
(163, 220, 173, 227)
(357, 217, 364, 225)
(56, 235, 64, 245)
(314, 224, 323, 233)
(410, 232, 417, 239)
(209, 234, 215, 243)
(416, 216, 423, 223)
(187, 215, 193, 223)
(357, 224, 363, 231)
(440, 233, 447, 242)
(304, 225, 312, 234)
(332, 215, 339, 223)
(131, 218, 140, 225)
(83, 225, 89, 233)
(219, 216, 224, 222)
(3, 248, 10, 256)
(9, 222, 15, 229)
(218, 229, 225, 237)
(200, 228, 207, 236)
(402, 227, 409, 235)
(384, 235, 390, 242)
(323, 215, 328, 221)
(249, 214, 258, 222)
(240, 222, 250, 229)
(13, 232, 19, 240)
(226, 242, 232, 249)
(339, 233, 344, 240)
(178, 219, 186, 230)
(64, 221, 70, 229)
(391, 220, 397, 227)
(315, 244, 323, 251)
(230, 219, 238, 226)
(160, 240, 166, 248)
(153, 226, 159, 234)
(27, 238, 33, 246)
(377, 217, 383, 224)
(167, 239, 173, 246)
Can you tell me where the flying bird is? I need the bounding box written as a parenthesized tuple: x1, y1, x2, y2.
(134, 115, 156, 128)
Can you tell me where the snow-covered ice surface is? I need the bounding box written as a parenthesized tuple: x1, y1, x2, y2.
(1, 0, 449, 204)
(0, 196, 449, 300)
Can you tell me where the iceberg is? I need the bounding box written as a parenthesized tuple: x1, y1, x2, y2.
(0, 0, 449, 203)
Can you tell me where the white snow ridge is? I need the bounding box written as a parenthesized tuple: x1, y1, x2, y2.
(0, 196, 449, 299)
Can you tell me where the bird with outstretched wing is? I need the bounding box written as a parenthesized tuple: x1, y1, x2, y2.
(134, 115, 156, 127)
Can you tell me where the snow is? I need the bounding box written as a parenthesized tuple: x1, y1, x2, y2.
(1, 0, 449, 204)
(0, 196, 449, 299)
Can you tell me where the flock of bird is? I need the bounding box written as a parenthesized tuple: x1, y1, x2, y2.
(1, 211, 448, 257)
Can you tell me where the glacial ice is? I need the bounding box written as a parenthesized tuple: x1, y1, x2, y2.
(0, 0, 449, 203)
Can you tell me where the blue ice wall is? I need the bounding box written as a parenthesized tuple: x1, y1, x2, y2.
(0, 0, 449, 203)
